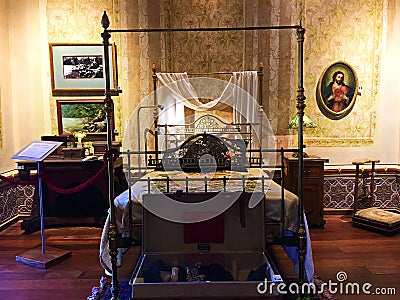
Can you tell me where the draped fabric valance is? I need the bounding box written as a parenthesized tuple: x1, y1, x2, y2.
(156, 71, 259, 125)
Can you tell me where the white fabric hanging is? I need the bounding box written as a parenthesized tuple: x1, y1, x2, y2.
(155, 71, 263, 149)
(156, 71, 259, 122)
(231, 71, 259, 124)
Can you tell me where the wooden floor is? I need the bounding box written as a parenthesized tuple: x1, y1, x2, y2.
(0, 215, 399, 299)
(271, 215, 400, 299)
(0, 221, 140, 300)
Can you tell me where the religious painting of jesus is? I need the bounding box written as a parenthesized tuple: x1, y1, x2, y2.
(316, 61, 359, 120)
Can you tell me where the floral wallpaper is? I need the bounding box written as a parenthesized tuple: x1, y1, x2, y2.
(46, 0, 122, 136)
(163, 0, 247, 72)
(44, 0, 385, 147)
(158, 0, 298, 135)
(303, 0, 385, 146)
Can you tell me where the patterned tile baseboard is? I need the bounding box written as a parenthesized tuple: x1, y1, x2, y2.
(324, 175, 400, 209)
(1, 170, 399, 228)
(0, 181, 35, 227)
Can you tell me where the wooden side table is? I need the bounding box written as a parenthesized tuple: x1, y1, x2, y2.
(283, 156, 326, 228)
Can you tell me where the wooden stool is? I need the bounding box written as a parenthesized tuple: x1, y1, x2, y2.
(351, 158, 400, 235)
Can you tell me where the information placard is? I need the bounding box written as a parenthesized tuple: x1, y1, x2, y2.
(12, 141, 63, 162)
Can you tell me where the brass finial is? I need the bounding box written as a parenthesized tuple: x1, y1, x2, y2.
(258, 62, 263, 72)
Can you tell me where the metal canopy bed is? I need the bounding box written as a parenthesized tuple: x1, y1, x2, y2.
(100, 11, 309, 299)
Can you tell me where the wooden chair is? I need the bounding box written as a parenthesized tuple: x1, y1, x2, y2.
(351, 158, 400, 235)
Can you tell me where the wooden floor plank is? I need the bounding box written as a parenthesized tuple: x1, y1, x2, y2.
(310, 215, 400, 300)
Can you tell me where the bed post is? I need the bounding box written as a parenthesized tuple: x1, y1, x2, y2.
(258, 62, 264, 108)
(258, 63, 264, 166)
(296, 24, 307, 284)
(152, 64, 160, 164)
(353, 163, 360, 211)
(101, 11, 120, 299)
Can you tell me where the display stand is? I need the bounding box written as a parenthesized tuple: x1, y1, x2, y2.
(13, 141, 72, 268)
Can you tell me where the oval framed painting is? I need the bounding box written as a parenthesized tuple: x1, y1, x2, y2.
(316, 61, 359, 120)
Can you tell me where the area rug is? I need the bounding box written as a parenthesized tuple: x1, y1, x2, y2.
(87, 275, 336, 300)
(87, 276, 131, 300)
(313, 275, 337, 300)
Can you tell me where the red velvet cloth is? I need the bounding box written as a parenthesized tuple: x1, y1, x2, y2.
(184, 214, 224, 243)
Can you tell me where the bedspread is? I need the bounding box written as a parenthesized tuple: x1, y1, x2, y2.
(99, 168, 313, 282)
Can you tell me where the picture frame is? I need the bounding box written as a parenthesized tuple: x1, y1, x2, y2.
(49, 43, 119, 96)
(316, 61, 359, 120)
(56, 99, 114, 140)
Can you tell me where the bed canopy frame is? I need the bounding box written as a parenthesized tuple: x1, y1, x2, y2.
(100, 11, 307, 299)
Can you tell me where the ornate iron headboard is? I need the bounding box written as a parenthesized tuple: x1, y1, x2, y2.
(157, 114, 252, 150)
(146, 114, 256, 170)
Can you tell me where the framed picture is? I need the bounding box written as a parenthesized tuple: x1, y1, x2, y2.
(56, 99, 114, 139)
(316, 61, 359, 120)
(50, 43, 118, 96)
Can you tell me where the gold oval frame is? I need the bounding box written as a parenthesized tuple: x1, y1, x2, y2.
(316, 61, 359, 120)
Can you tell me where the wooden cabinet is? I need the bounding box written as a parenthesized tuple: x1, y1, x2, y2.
(283, 156, 325, 228)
